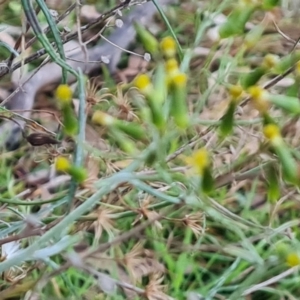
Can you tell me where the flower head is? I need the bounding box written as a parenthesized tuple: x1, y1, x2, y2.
(92, 111, 115, 126)
(172, 73, 187, 87)
(286, 252, 300, 267)
(228, 85, 243, 99)
(160, 36, 177, 58)
(55, 156, 71, 172)
(165, 58, 179, 75)
(248, 86, 270, 113)
(134, 74, 153, 95)
(263, 54, 280, 69)
(263, 124, 281, 141)
(185, 148, 210, 175)
(55, 84, 73, 105)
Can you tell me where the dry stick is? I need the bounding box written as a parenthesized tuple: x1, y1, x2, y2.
(272, 19, 300, 53)
(273, 20, 296, 44)
(268, 190, 296, 227)
(0, 105, 56, 135)
(242, 266, 299, 296)
(75, 0, 89, 71)
(6, 5, 41, 68)
(0, 219, 60, 247)
(1, 56, 52, 107)
(85, 267, 146, 295)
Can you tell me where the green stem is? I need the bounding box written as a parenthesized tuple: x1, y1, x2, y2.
(151, 0, 183, 60)
(0, 41, 20, 57)
(35, 0, 68, 83)
(21, 0, 78, 79)
(67, 69, 86, 210)
(0, 193, 66, 205)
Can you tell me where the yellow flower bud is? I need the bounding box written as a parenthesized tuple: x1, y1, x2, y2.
(55, 156, 71, 172)
(248, 86, 267, 100)
(69, 167, 87, 183)
(165, 59, 179, 75)
(134, 22, 159, 54)
(286, 253, 300, 267)
(263, 124, 281, 141)
(263, 54, 280, 69)
(160, 36, 177, 58)
(248, 86, 270, 113)
(169, 72, 189, 128)
(186, 148, 210, 175)
(228, 85, 243, 99)
(172, 73, 187, 87)
(55, 84, 73, 105)
(92, 111, 115, 126)
(134, 74, 153, 95)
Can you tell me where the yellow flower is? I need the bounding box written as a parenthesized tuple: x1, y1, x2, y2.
(286, 253, 300, 267)
(165, 59, 180, 86)
(55, 84, 73, 105)
(165, 59, 179, 75)
(92, 111, 115, 126)
(248, 86, 268, 100)
(185, 148, 210, 175)
(248, 86, 270, 113)
(55, 156, 71, 172)
(228, 85, 243, 99)
(134, 74, 153, 95)
(263, 54, 279, 69)
(172, 73, 187, 87)
(160, 36, 177, 58)
(263, 124, 281, 141)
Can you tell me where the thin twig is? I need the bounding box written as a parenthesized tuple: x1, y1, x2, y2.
(6, 4, 41, 68)
(75, 0, 88, 72)
(1, 56, 51, 107)
(242, 267, 299, 296)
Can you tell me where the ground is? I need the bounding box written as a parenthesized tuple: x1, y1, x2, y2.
(1, 0, 300, 299)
